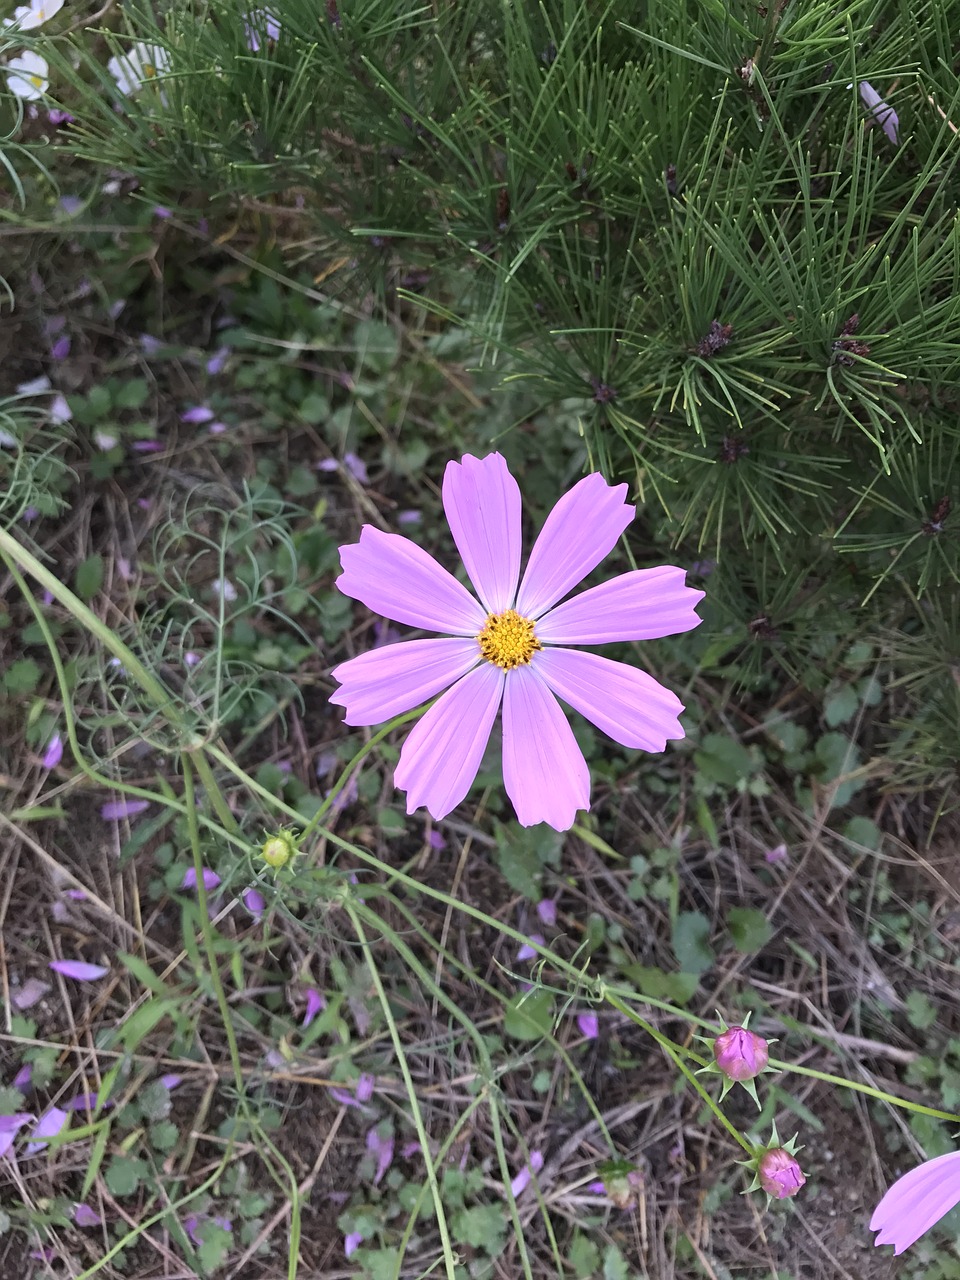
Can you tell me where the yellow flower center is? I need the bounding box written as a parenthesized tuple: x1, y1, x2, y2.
(477, 609, 541, 670)
(144, 63, 156, 78)
(30, 74, 43, 88)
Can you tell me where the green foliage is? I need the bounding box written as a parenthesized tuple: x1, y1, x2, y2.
(32, 0, 960, 792)
(493, 820, 562, 898)
(671, 910, 715, 975)
(503, 989, 555, 1040)
(1, 5, 959, 1277)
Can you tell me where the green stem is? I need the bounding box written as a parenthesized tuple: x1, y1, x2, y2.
(604, 991, 754, 1154)
(769, 1058, 960, 1124)
(346, 904, 459, 1280)
(353, 899, 537, 1280)
(181, 755, 245, 1091)
(188, 747, 242, 836)
(0, 528, 179, 722)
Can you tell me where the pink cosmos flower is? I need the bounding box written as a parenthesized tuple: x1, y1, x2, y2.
(331, 453, 704, 830)
(757, 1148, 805, 1200)
(871, 1150, 960, 1254)
(714, 1026, 769, 1081)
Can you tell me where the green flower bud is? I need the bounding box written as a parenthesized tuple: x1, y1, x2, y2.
(261, 830, 298, 869)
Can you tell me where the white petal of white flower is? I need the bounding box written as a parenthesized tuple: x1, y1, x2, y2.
(107, 43, 170, 95)
(211, 577, 238, 602)
(6, 0, 64, 30)
(5, 51, 49, 100)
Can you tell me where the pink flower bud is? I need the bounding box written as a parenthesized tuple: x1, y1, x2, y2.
(713, 1025, 769, 1081)
(758, 1148, 805, 1199)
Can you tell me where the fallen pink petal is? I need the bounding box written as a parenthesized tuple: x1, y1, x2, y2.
(857, 80, 899, 145)
(871, 1150, 960, 1254)
(26, 1106, 69, 1154)
(517, 933, 544, 962)
(42, 732, 63, 769)
(181, 405, 214, 423)
(12, 978, 51, 1010)
(182, 867, 221, 892)
(64, 1092, 113, 1112)
(73, 1203, 102, 1227)
(302, 988, 326, 1028)
(183, 1212, 232, 1247)
(160, 1074, 183, 1090)
(206, 346, 230, 374)
(331, 453, 704, 830)
(0, 1114, 34, 1158)
(49, 959, 110, 981)
(576, 1012, 599, 1039)
(50, 393, 72, 423)
(243, 888, 265, 918)
(366, 1128, 394, 1183)
(330, 1088, 362, 1108)
(344, 1232, 363, 1257)
(100, 798, 149, 820)
(344, 451, 369, 484)
(509, 1149, 544, 1198)
(536, 898, 557, 927)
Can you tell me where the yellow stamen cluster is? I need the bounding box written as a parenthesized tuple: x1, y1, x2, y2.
(477, 609, 541, 670)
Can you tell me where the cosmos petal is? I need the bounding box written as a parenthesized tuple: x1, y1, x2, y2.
(443, 453, 522, 613)
(394, 664, 504, 820)
(871, 1151, 960, 1254)
(536, 567, 704, 644)
(337, 526, 486, 634)
(330, 638, 481, 725)
(501, 666, 589, 830)
(533, 648, 685, 750)
(515, 473, 633, 618)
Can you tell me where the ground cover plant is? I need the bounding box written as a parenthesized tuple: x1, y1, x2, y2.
(2, 0, 960, 1277)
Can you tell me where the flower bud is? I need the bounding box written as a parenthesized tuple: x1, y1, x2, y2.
(261, 830, 298, 869)
(758, 1148, 805, 1199)
(713, 1025, 769, 1081)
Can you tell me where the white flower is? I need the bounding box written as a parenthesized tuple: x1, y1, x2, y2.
(211, 577, 238, 602)
(4, 0, 63, 30)
(107, 43, 170, 95)
(5, 51, 49, 100)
